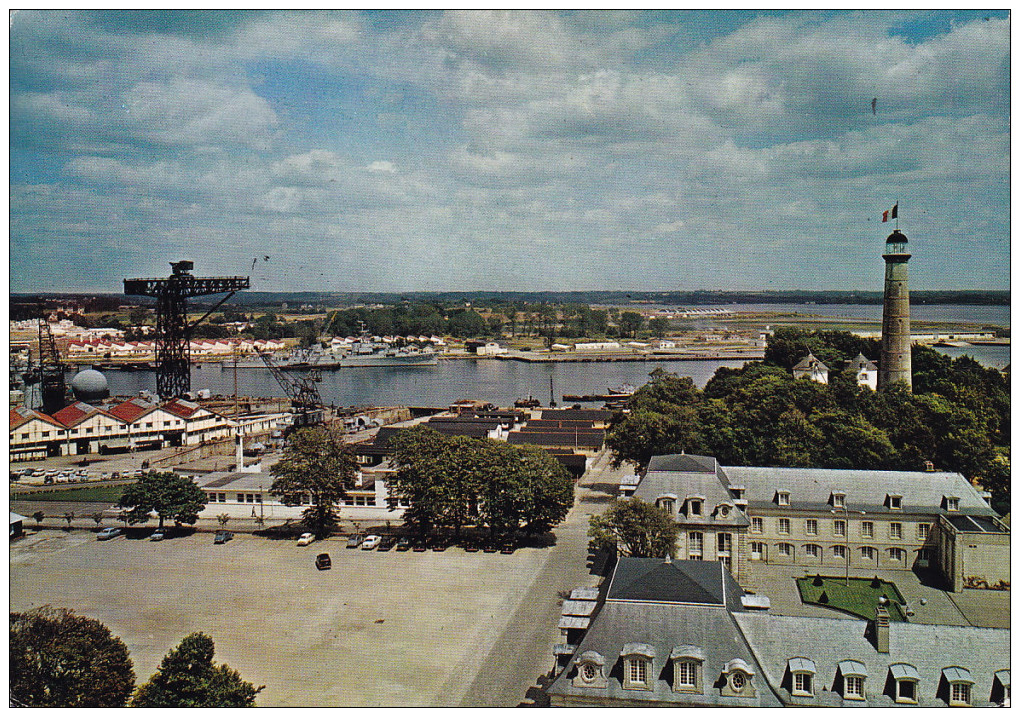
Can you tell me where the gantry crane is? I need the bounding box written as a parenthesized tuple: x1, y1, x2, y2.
(124, 261, 249, 400)
(258, 351, 325, 430)
(37, 312, 67, 414)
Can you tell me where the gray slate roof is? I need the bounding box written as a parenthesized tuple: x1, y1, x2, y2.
(735, 613, 1010, 707)
(549, 560, 781, 706)
(635, 471, 750, 527)
(607, 558, 734, 607)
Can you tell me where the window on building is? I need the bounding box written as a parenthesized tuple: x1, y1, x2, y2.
(218, 493, 226, 503)
(834, 519, 847, 537)
(717, 533, 732, 562)
(861, 546, 876, 561)
(777, 491, 790, 506)
(236, 494, 244, 503)
(888, 495, 902, 510)
(805, 544, 821, 558)
(625, 658, 650, 690)
(245, 493, 254, 504)
(688, 499, 703, 516)
(674, 660, 700, 692)
(896, 678, 917, 703)
(41, 431, 50, 438)
(845, 675, 865, 699)
(778, 543, 794, 558)
(658, 498, 674, 514)
(85, 427, 93, 433)
(917, 523, 929, 540)
(729, 670, 750, 694)
(862, 521, 874, 538)
(208, 493, 217, 503)
(917, 548, 931, 562)
(751, 517, 763, 533)
(806, 519, 818, 535)
(890, 522, 902, 539)
(255, 494, 262, 504)
(889, 547, 905, 562)
(20, 433, 29, 440)
(688, 532, 703, 561)
(793, 673, 813, 696)
(833, 493, 846, 508)
(750, 541, 766, 560)
(580, 664, 598, 683)
(833, 545, 847, 560)
(146, 422, 153, 429)
(778, 518, 791, 535)
(950, 682, 971, 706)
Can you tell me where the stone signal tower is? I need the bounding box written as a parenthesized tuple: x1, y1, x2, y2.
(878, 229, 912, 390)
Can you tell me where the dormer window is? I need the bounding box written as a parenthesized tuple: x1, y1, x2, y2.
(788, 658, 816, 697)
(656, 494, 677, 515)
(776, 490, 790, 506)
(721, 658, 756, 697)
(571, 651, 607, 689)
(670, 646, 705, 694)
(942, 667, 974, 707)
(944, 496, 960, 512)
(832, 492, 846, 508)
(621, 643, 655, 691)
(729, 485, 745, 500)
(715, 504, 731, 518)
(889, 664, 920, 704)
(837, 660, 868, 701)
(686, 496, 704, 516)
(887, 494, 903, 511)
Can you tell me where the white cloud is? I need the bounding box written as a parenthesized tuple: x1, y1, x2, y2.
(367, 161, 397, 173)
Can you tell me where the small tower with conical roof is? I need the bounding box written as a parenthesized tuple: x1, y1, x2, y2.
(879, 229, 911, 390)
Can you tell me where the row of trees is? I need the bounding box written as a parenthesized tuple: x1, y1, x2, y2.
(388, 426, 575, 540)
(10, 607, 262, 707)
(607, 329, 1010, 513)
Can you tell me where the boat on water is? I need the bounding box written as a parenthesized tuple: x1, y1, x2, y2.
(223, 336, 438, 370)
(607, 384, 637, 396)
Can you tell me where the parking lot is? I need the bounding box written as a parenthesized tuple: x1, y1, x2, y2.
(10, 528, 568, 706)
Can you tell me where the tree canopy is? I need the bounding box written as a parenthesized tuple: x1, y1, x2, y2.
(131, 632, 263, 707)
(588, 498, 679, 558)
(269, 425, 359, 534)
(119, 471, 207, 528)
(389, 426, 574, 540)
(10, 606, 136, 707)
(607, 329, 1010, 509)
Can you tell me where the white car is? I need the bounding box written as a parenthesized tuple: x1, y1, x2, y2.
(361, 535, 382, 550)
(297, 532, 315, 546)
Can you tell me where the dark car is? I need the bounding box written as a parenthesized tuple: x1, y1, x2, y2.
(482, 542, 499, 553)
(412, 540, 427, 552)
(315, 553, 332, 570)
(214, 530, 234, 544)
(464, 542, 479, 552)
(378, 536, 397, 551)
(430, 537, 448, 552)
(500, 543, 515, 554)
(395, 537, 412, 551)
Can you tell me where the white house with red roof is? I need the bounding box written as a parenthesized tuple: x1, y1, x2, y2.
(161, 398, 234, 445)
(107, 396, 189, 451)
(9, 407, 65, 460)
(49, 402, 129, 455)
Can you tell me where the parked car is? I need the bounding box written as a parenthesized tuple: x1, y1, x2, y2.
(483, 543, 499, 553)
(430, 537, 448, 552)
(395, 537, 412, 552)
(55, 473, 69, 483)
(30, 469, 45, 477)
(500, 543, 515, 554)
(346, 534, 364, 548)
(361, 535, 382, 550)
(97, 528, 121, 540)
(214, 530, 234, 544)
(149, 528, 166, 541)
(10, 472, 21, 482)
(378, 536, 398, 551)
(315, 553, 332, 570)
(43, 475, 55, 485)
(412, 540, 427, 552)
(297, 532, 315, 546)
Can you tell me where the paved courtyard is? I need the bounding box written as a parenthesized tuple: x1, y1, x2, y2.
(9, 453, 623, 707)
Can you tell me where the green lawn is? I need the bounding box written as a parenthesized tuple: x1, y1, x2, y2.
(796, 575, 907, 622)
(12, 484, 130, 503)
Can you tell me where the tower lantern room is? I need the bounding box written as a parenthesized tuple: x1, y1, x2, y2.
(884, 229, 910, 258)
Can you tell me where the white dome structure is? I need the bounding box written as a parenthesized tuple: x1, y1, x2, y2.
(70, 369, 109, 402)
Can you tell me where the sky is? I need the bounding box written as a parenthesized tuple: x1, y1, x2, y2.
(9, 10, 1010, 293)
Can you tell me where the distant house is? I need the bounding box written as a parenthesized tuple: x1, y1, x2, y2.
(10, 512, 27, 538)
(575, 341, 622, 351)
(793, 352, 829, 384)
(847, 352, 879, 390)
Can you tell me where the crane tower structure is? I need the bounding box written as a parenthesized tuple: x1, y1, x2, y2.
(124, 261, 249, 400)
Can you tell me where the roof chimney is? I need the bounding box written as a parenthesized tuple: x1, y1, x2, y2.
(872, 605, 890, 653)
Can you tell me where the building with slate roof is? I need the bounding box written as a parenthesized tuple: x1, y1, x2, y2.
(847, 353, 879, 390)
(637, 455, 1008, 593)
(793, 352, 829, 384)
(549, 557, 1011, 707)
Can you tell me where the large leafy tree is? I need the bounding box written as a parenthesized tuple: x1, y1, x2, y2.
(132, 632, 263, 707)
(10, 606, 136, 707)
(389, 426, 457, 536)
(270, 425, 358, 535)
(119, 471, 207, 528)
(588, 498, 678, 558)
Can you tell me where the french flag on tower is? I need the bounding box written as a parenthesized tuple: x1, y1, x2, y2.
(882, 203, 898, 223)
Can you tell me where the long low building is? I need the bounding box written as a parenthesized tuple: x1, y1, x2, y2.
(9, 397, 287, 461)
